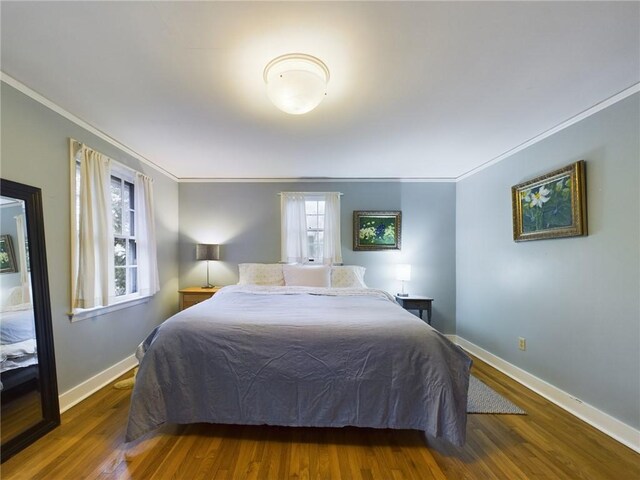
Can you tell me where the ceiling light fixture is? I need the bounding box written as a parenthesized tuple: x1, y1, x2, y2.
(263, 53, 330, 115)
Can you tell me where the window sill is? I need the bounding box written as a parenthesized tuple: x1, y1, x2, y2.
(68, 295, 151, 322)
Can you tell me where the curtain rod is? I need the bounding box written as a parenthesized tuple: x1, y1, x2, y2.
(70, 138, 142, 178)
(277, 192, 343, 196)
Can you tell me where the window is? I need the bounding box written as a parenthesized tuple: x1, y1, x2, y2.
(281, 192, 342, 265)
(111, 172, 137, 297)
(74, 161, 139, 303)
(305, 197, 325, 262)
(70, 141, 159, 319)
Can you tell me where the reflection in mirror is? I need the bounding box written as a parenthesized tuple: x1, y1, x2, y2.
(0, 179, 59, 462)
(0, 197, 40, 443)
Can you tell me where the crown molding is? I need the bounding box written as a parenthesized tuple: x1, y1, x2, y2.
(178, 176, 455, 183)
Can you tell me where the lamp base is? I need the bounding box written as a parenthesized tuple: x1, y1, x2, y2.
(201, 284, 214, 289)
(396, 293, 409, 297)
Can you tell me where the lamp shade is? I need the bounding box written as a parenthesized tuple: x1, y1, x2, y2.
(196, 244, 220, 261)
(396, 264, 411, 282)
(264, 53, 330, 115)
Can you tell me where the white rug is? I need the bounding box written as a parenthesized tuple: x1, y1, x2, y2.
(467, 375, 526, 415)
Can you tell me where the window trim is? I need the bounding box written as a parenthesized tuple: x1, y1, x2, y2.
(67, 294, 151, 322)
(68, 138, 147, 321)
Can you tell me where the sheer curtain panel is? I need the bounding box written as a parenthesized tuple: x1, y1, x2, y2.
(281, 192, 308, 263)
(73, 147, 112, 309)
(322, 192, 342, 265)
(135, 173, 160, 296)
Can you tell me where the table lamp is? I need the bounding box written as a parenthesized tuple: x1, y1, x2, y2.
(196, 244, 220, 288)
(396, 264, 411, 297)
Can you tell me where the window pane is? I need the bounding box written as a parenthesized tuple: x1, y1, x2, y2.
(114, 238, 126, 266)
(130, 267, 138, 294)
(123, 181, 134, 236)
(305, 201, 317, 214)
(318, 201, 325, 214)
(114, 267, 126, 296)
(307, 231, 322, 261)
(317, 215, 325, 230)
(123, 180, 130, 211)
(128, 240, 137, 266)
(307, 215, 318, 229)
(124, 182, 136, 210)
(308, 240, 317, 260)
(130, 210, 135, 236)
(111, 177, 122, 234)
(123, 199, 130, 237)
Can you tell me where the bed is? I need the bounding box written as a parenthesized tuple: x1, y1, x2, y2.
(1, 303, 38, 394)
(126, 278, 472, 446)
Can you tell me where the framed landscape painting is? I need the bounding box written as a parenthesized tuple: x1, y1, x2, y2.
(511, 160, 587, 242)
(0, 234, 18, 273)
(353, 211, 401, 250)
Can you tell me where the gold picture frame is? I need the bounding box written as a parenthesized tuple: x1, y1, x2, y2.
(511, 160, 587, 242)
(353, 211, 402, 251)
(0, 234, 18, 273)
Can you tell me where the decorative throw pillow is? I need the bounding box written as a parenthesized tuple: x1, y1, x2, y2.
(238, 263, 285, 286)
(331, 266, 367, 288)
(282, 264, 331, 287)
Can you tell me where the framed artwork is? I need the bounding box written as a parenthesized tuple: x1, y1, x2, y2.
(0, 234, 18, 273)
(353, 211, 402, 250)
(511, 160, 587, 242)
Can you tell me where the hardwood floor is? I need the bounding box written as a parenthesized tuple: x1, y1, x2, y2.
(1, 388, 42, 443)
(2, 354, 638, 479)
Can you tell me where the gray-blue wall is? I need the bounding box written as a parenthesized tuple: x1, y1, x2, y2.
(456, 93, 640, 429)
(179, 181, 457, 333)
(1, 82, 180, 393)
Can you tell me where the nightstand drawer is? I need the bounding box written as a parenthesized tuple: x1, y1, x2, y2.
(179, 287, 220, 311)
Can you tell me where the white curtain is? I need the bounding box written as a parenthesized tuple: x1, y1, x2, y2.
(322, 192, 342, 265)
(14, 214, 31, 304)
(74, 147, 112, 309)
(281, 192, 308, 263)
(135, 173, 160, 296)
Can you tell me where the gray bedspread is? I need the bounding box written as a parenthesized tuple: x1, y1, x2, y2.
(126, 286, 472, 446)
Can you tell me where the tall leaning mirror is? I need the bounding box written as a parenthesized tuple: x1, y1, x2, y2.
(0, 178, 59, 462)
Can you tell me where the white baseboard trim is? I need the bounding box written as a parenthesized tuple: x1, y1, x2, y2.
(450, 335, 640, 453)
(58, 354, 137, 413)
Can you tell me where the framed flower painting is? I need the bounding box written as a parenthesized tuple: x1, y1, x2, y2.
(511, 160, 587, 242)
(0, 234, 18, 273)
(353, 211, 401, 250)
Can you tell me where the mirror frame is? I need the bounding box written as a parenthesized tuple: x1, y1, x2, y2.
(1, 178, 60, 462)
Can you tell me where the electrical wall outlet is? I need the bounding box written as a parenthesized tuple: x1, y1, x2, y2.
(518, 337, 526, 351)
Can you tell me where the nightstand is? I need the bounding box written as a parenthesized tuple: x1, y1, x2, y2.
(395, 295, 434, 325)
(179, 286, 220, 311)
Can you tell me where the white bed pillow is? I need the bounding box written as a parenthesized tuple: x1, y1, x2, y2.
(331, 265, 367, 288)
(283, 264, 331, 288)
(238, 263, 285, 286)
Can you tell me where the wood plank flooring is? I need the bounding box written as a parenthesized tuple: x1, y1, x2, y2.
(2, 354, 638, 479)
(1, 388, 42, 443)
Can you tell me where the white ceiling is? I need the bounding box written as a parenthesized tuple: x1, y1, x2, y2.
(1, 1, 638, 181)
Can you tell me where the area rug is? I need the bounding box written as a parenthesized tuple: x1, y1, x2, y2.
(467, 375, 526, 414)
